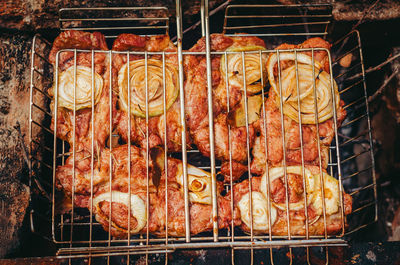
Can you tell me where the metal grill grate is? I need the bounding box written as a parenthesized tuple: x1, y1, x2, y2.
(59, 7, 170, 37)
(28, 2, 377, 264)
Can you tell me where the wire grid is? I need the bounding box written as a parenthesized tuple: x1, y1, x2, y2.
(28, 3, 377, 264)
(59, 7, 170, 38)
(223, 2, 377, 237)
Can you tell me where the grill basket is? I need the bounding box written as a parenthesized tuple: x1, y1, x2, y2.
(29, 2, 377, 264)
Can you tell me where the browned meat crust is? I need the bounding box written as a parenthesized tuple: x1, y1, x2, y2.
(112, 34, 191, 153)
(250, 37, 346, 175)
(93, 188, 240, 238)
(70, 144, 236, 238)
(231, 167, 352, 236)
(55, 148, 111, 208)
(184, 34, 264, 176)
(49, 30, 117, 153)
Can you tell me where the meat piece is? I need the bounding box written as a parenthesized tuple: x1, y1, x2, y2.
(55, 148, 111, 207)
(57, 144, 224, 209)
(230, 167, 352, 236)
(192, 113, 255, 163)
(49, 30, 117, 153)
(112, 34, 173, 52)
(220, 160, 248, 183)
(49, 30, 108, 63)
(108, 145, 224, 204)
(186, 34, 267, 115)
(184, 34, 263, 177)
(56, 144, 166, 204)
(250, 93, 345, 174)
(93, 187, 240, 238)
(270, 174, 304, 204)
(86, 144, 234, 238)
(251, 37, 346, 175)
(112, 34, 191, 153)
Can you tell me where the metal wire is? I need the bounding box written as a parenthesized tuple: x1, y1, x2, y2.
(28, 3, 377, 263)
(59, 7, 169, 37)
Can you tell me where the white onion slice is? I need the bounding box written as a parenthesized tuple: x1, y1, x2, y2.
(260, 166, 316, 211)
(266, 52, 339, 124)
(177, 164, 213, 205)
(220, 46, 268, 94)
(310, 172, 340, 216)
(238, 191, 277, 231)
(118, 59, 179, 118)
(93, 191, 147, 234)
(55, 66, 103, 110)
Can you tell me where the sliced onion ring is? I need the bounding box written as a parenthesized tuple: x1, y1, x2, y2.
(55, 66, 103, 110)
(176, 164, 213, 205)
(93, 191, 147, 234)
(238, 191, 277, 231)
(260, 166, 316, 211)
(227, 94, 263, 128)
(118, 59, 179, 118)
(266, 52, 340, 124)
(220, 45, 268, 95)
(310, 172, 340, 216)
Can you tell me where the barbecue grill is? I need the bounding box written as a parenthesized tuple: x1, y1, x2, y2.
(28, 1, 377, 264)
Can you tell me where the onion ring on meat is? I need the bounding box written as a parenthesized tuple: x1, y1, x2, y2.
(311, 172, 341, 216)
(260, 166, 316, 211)
(220, 45, 268, 95)
(238, 191, 277, 231)
(266, 52, 339, 124)
(93, 191, 147, 234)
(55, 66, 103, 110)
(118, 59, 179, 118)
(176, 164, 214, 205)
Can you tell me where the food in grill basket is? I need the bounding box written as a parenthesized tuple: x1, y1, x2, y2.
(230, 165, 352, 235)
(82, 145, 237, 237)
(56, 144, 235, 237)
(49, 30, 118, 153)
(92, 187, 237, 237)
(49, 30, 352, 238)
(56, 144, 223, 207)
(184, 34, 269, 182)
(92, 187, 238, 237)
(112, 34, 191, 152)
(250, 37, 347, 175)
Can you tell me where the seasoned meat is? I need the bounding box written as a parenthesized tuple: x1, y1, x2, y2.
(49, 30, 117, 153)
(56, 145, 162, 204)
(57, 144, 224, 208)
(231, 166, 352, 236)
(55, 148, 111, 208)
(184, 34, 265, 174)
(250, 93, 346, 174)
(85, 145, 234, 238)
(93, 187, 240, 238)
(251, 37, 346, 175)
(112, 34, 191, 153)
